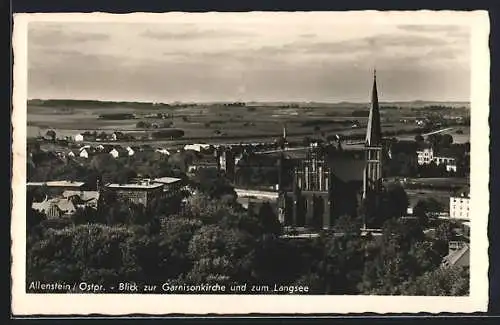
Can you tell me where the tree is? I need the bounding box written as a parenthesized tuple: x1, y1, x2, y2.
(73, 206, 103, 225)
(154, 216, 203, 281)
(414, 134, 424, 143)
(45, 130, 56, 142)
(396, 266, 469, 296)
(439, 134, 454, 148)
(315, 234, 365, 294)
(26, 224, 148, 287)
(186, 224, 256, 284)
(334, 214, 362, 235)
(256, 202, 282, 236)
(361, 184, 409, 228)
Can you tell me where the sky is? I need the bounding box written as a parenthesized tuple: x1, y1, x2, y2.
(27, 13, 472, 103)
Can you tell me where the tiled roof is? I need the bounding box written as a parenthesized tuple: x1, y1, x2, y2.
(442, 244, 470, 268)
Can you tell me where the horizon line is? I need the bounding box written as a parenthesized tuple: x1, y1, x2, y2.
(27, 98, 471, 105)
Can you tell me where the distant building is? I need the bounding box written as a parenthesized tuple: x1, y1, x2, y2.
(184, 143, 210, 152)
(217, 148, 236, 180)
(151, 177, 183, 195)
(109, 147, 129, 159)
(434, 149, 458, 172)
(74, 133, 84, 142)
(417, 146, 434, 165)
(155, 148, 170, 155)
(126, 146, 135, 156)
(187, 155, 219, 174)
(110, 132, 125, 141)
(79, 148, 92, 159)
(96, 144, 114, 153)
(104, 180, 164, 207)
(450, 191, 470, 221)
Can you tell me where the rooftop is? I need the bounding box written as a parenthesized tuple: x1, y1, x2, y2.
(27, 181, 86, 187)
(442, 244, 470, 268)
(153, 177, 182, 184)
(105, 182, 164, 190)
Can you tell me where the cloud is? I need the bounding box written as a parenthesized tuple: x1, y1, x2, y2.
(141, 28, 254, 40)
(29, 25, 109, 46)
(396, 25, 465, 33)
(26, 19, 471, 102)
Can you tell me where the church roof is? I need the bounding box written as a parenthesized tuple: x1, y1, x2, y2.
(366, 70, 382, 147)
(327, 150, 365, 183)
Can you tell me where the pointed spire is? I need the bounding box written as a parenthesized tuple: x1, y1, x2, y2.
(366, 69, 382, 146)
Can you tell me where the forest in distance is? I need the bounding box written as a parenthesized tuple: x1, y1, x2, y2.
(26, 150, 469, 296)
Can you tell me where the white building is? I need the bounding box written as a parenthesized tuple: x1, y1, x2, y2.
(449, 193, 470, 221)
(417, 147, 434, 165)
(79, 148, 90, 159)
(74, 133, 84, 142)
(434, 156, 457, 172)
(184, 143, 210, 152)
(155, 148, 170, 155)
(126, 146, 135, 156)
(109, 148, 120, 158)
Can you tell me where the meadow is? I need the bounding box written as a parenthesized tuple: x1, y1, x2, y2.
(27, 100, 470, 145)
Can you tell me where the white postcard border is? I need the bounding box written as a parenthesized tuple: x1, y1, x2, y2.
(11, 10, 490, 315)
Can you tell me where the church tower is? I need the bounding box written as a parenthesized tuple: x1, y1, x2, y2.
(363, 70, 383, 200)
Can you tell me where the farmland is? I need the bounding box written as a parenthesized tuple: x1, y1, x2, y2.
(27, 99, 470, 145)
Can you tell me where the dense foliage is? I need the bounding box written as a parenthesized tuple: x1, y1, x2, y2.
(26, 150, 468, 295)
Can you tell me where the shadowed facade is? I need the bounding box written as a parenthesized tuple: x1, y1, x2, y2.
(278, 71, 384, 230)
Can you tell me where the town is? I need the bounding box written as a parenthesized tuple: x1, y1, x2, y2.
(26, 72, 470, 295)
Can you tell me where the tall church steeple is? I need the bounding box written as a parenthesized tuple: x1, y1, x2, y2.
(363, 69, 384, 204)
(366, 69, 382, 147)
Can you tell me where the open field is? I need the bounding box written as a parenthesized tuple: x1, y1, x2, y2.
(27, 100, 470, 144)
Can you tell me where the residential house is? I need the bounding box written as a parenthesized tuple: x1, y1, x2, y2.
(110, 131, 125, 141)
(74, 133, 84, 142)
(155, 147, 170, 155)
(96, 144, 114, 153)
(79, 146, 97, 159)
(184, 143, 210, 152)
(109, 146, 129, 159)
(32, 197, 77, 218)
(126, 146, 135, 157)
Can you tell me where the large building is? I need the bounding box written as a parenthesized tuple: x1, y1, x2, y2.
(104, 180, 165, 207)
(449, 189, 470, 221)
(278, 71, 383, 230)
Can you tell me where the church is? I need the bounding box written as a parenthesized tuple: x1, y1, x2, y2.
(277, 71, 386, 230)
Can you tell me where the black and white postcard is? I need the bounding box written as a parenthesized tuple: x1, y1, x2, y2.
(11, 10, 490, 315)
